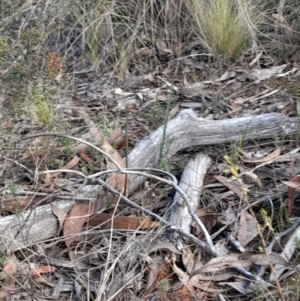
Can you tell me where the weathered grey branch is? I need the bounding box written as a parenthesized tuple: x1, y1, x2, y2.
(128, 109, 299, 192)
(165, 153, 212, 237)
(0, 110, 298, 253)
(0, 200, 75, 253)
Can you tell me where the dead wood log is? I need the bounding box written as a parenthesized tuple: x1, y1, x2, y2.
(0, 200, 75, 253)
(0, 110, 298, 252)
(165, 153, 212, 234)
(128, 109, 299, 192)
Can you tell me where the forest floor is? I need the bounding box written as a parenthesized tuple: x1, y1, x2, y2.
(0, 1, 300, 301)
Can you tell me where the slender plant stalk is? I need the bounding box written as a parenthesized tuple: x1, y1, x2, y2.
(158, 88, 173, 168)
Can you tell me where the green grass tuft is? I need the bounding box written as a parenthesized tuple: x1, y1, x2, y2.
(187, 0, 264, 59)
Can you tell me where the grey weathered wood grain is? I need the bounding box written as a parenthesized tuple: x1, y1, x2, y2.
(128, 109, 299, 192)
(165, 153, 212, 234)
(0, 110, 298, 252)
(0, 200, 75, 253)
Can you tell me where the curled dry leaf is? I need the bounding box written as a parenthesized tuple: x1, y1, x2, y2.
(196, 271, 236, 281)
(46, 155, 81, 180)
(31, 265, 56, 276)
(114, 128, 147, 150)
(103, 139, 130, 201)
(172, 254, 196, 293)
(274, 147, 300, 162)
(240, 251, 289, 267)
(1, 195, 45, 213)
(155, 39, 173, 55)
(223, 281, 254, 295)
(88, 212, 157, 230)
(147, 241, 182, 255)
(249, 50, 263, 67)
(52, 204, 67, 230)
(63, 202, 95, 248)
(190, 251, 288, 288)
(214, 175, 243, 199)
(191, 254, 251, 275)
(240, 148, 281, 163)
(168, 104, 180, 121)
(282, 179, 300, 190)
(241, 171, 262, 187)
(272, 13, 293, 38)
(248, 65, 287, 82)
(0, 255, 17, 300)
(270, 223, 300, 282)
(237, 211, 258, 247)
(182, 246, 197, 274)
(107, 131, 122, 145)
(2, 255, 17, 287)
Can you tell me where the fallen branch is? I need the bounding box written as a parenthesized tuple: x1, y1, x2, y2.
(128, 109, 299, 192)
(0, 111, 298, 253)
(165, 153, 213, 246)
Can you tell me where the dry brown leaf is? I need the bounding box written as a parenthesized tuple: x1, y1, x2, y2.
(191, 210, 215, 238)
(115, 128, 147, 150)
(248, 65, 287, 82)
(240, 148, 281, 163)
(249, 50, 263, 67)
(63, 202, 95, 248)
(88, 212, 157, 230)
(191, 254, 251, 275)
(272, 13, 293, 38)
(60, 155, 81, 169)
(282, 179, 300, 190)
(223, 281, 254, 294)
(147, 241, 182, 255)
(2, 256, 17, 287)
(0, 256, 17, 301)
(275, 147, 300, 162)
(107, 131, 122, 145)
(237, 211, 258, 247)
(162, 61, 174, 75)
(182, 246, 198, 274)
(240, 251, 289, 267)
(196, 270, 236, 281)
(172, 254, 196, 293)
(1, 195, 44, 212)
(168, 104, 180, 120)
(155, 39, 173, 55)
(145, 257, 170, 294)
(43, 164, 53, 185)
(103, 139, 130, 201)
(52, 204, 67, 230)
(240, 170, 262, 187)
(214, 175, 244, 198)
(180, 82, 204, 98)
(31, 265, 56, 276)
(49, 155, 80, 179)
(284, 171, 299, 217)
(78, 152, 97, 166)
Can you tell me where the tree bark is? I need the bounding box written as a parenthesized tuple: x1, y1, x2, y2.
(0, 110, 298, 252)
(128, 110, 298, 192)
